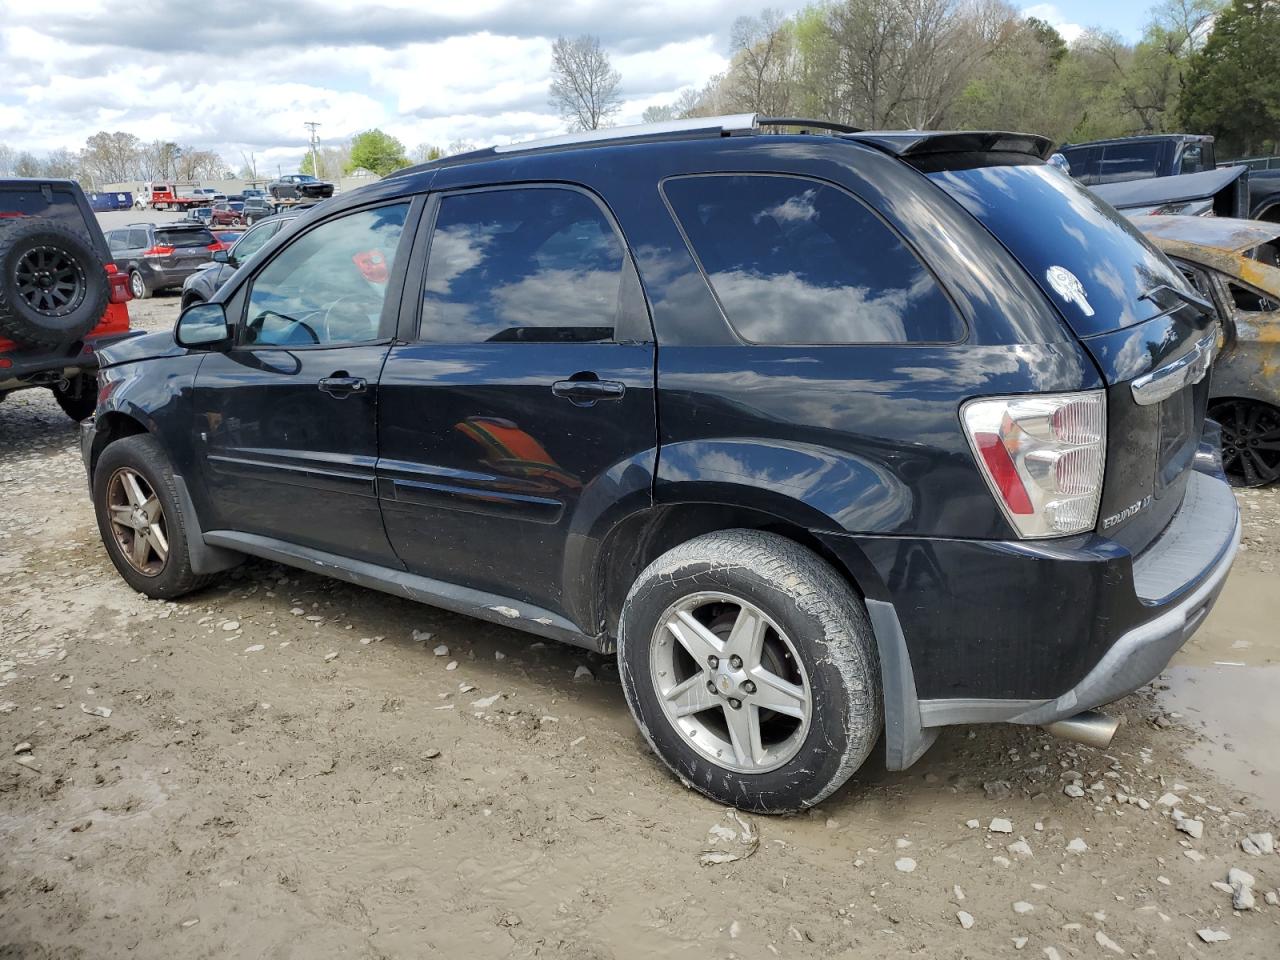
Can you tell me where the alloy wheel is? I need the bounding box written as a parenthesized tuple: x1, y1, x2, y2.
(1212, 399, 1280, 487)
(14, 244, 87, 317)
(129, 271, 145, 299)
(649, 591, 811, 774)
(105, 468, 169, 576)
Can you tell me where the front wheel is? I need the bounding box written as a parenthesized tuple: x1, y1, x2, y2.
(617, 529, 882, 814)
(92, 433, 217, 598)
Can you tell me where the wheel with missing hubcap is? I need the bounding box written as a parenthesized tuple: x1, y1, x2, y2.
(618, 529, 882, 813)
(1211, 398, 1280, 487)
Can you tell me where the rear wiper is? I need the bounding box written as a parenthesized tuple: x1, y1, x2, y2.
(1138, 283, 1215, 317)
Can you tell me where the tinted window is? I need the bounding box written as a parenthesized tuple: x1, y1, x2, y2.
(925, 160, 1188, 335)
(1096, 142, 1162, 183)
(231, 221, 280, 261)
(128, 229, 149, 248)
(245, 203, 409, 347)
(157, 227, 214, 247)
(1180, 144, 1204, 174)
(663, 174, 962, 344)
(420, 187, 624, 343)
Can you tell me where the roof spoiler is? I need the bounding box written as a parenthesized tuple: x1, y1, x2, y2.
(843, 131, 1054, 161)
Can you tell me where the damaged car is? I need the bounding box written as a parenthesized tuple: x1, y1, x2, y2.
(1135, 215, 1280, 486)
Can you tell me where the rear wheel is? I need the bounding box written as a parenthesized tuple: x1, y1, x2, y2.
(1211, 398, 1280, 487)
(617, 529, 882, 814)
(93, 434, 217, 598)
(129, 269, 150, 300)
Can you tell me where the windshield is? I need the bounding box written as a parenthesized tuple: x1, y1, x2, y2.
(922, 158, 1187, 336)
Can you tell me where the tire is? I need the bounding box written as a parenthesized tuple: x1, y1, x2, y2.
(51, 373, 97, 422)
(1211, 398, 1280, 487)
(129, 269, 150, 300)
(0, 217, 109, 348)
(617, 529, 882, 814)
(92, 433, 219, 598)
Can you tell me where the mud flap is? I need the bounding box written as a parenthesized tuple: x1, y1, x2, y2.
(172, 474, 244, 574)
(865, 598, 938, 770)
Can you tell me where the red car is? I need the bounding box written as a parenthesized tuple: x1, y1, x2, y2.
(209, 201, 246, 226)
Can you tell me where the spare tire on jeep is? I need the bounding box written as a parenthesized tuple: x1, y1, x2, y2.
(0, 217, 109, 348)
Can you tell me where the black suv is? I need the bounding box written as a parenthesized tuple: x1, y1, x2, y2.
(82, 117, 1240, 813)
(1, 178, 136, 421)
(105, 222, 219, 299)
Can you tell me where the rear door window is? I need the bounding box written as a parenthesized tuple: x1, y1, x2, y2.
(128, 229, 149, 249)
(662, 174, 963, 344)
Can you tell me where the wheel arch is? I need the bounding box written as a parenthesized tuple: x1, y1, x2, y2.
(593, 499, 882, 646)
(88, 409, 150, 480)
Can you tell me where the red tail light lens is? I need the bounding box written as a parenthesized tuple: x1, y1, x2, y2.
(142, 245, 174, 258)
(104, 263, 132, 303)
(962, 392, 1106, 538)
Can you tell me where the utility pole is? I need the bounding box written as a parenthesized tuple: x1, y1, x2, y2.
(304, 121, 321, 177)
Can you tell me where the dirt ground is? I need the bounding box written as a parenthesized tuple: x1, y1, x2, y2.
(1, 295, 1278, 959)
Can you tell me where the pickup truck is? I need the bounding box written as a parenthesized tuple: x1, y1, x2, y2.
(1057, 134, 1258, 219)
(1, 178, 136, 421)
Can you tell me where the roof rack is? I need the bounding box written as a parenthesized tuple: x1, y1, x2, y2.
(387, 114, 868, 178)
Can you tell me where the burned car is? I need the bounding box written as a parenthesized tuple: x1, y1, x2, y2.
(1134, 215, 1280, 486)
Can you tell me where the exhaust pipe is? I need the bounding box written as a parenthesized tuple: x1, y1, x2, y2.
(1043, 710, 1120, 749)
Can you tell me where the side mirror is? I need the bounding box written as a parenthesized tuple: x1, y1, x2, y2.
(211, 249, 231, 264)
(176, 302, 230, 348)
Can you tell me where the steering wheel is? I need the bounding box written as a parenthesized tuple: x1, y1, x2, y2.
(246, 310, 321, 345)
(321, 296, 378, 343)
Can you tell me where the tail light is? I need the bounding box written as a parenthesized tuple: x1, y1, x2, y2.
(208, 241, 227, 252)
(104, 263, 132, 303)
(962, 392, 1106, 538)
(142, 245, 174, 258)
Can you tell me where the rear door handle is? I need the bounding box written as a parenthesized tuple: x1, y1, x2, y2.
(318, 375, 367, 398)
(551, 379, 625, 406)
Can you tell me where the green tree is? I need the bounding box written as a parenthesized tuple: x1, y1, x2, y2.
(345, 129, 410, 176)
(1181, 0, 1280, 156)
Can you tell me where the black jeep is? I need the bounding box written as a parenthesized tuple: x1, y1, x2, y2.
(81, 117, 1239, 813)
(0, 178, 135, 421)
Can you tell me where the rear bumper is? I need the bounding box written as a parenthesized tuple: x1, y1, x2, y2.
(141, 262, 206, 288)
(1, 330, 141, 392)
(820, 466, 1241, 769)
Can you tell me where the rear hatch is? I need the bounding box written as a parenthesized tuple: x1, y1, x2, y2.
(911, 151, 1218, 554)
(153, 224, 217, 269)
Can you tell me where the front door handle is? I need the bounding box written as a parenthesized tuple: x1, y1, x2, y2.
(318, 375, 367, 398)
(551, 379, 625, 406)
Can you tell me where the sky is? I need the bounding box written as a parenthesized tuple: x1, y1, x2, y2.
(0, 1, 1153, 177)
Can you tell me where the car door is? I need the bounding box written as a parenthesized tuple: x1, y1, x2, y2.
(377, 184, 657, 631)
(191, 198, 420, 564)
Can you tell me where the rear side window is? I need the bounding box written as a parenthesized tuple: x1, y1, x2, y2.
(420, 187, 625, 343)
(663, 174, 963, 344)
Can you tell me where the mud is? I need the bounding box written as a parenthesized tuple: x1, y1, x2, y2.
(1, 295, 1278, 957)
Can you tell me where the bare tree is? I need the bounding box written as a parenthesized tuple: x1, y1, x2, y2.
(723, 9, 798, 115)
(549, 34, 622, 131)
(82, 131, 142, 184)
(0, 143, 14, 177)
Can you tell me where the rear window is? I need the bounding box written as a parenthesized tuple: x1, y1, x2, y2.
(663, 174, 963, 344)
(157, 227, 214, 247)
(1097, 142, 1162, 183)
(923, 158, 1187, 335)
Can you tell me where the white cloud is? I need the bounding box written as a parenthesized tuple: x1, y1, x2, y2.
(0, 0, 812, 173)
(1021, 3, 1086, 44)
